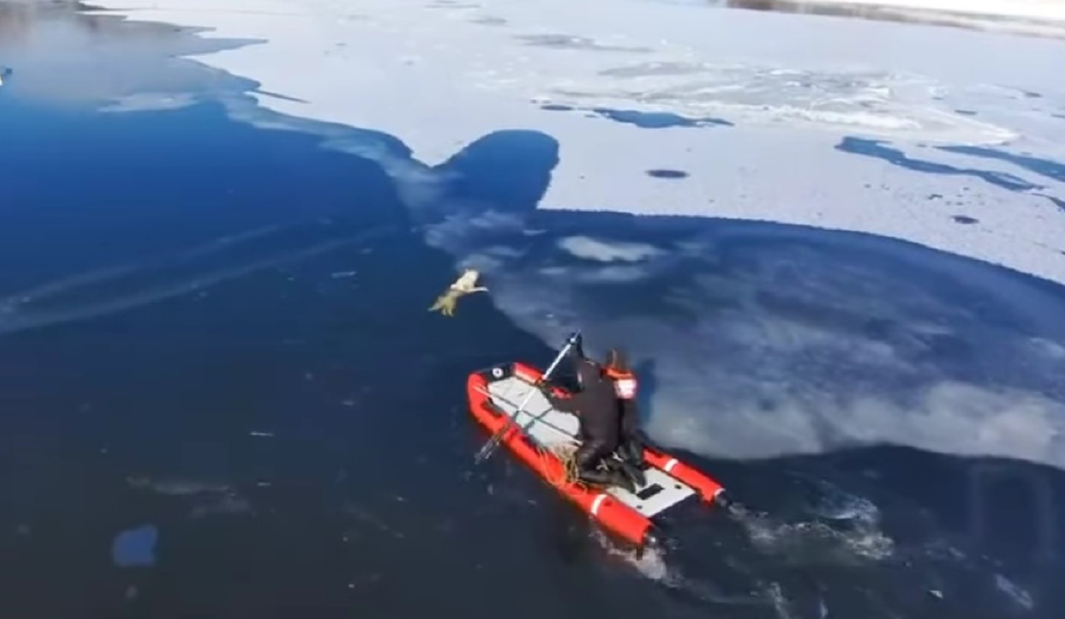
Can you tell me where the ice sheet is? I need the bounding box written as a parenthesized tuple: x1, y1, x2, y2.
(85, 0, 1065, 285)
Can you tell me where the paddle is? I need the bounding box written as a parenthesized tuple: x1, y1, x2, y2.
(474, 330, 581, 464)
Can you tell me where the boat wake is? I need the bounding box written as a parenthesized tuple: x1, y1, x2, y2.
(730, 477, 895, 565)
(730, 503, 894, 566)
(590, 527, 778, 610)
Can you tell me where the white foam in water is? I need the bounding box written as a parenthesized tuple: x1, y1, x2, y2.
(590, 526, 779, 608)
(994, 573, 1035, 611)
(730, 502, 895, 564)
(556, 236, 663, 262)
(591, 528, 674, 583)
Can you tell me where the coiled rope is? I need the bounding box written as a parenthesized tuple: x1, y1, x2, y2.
(538, 442, 581, 489)
(537, 441, 618, 490)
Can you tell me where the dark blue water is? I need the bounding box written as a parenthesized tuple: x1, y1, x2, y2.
(589, 108, 733, 129)
(938, 145, 1065, 184)
(112, 525, 158, 568)
(838, 137, 1042, 193)
(0, 95, 584, 617)
(646, 169, 690, 179)
(838, 137, 1065, 213)
(2, 5, 1065, 619)
(540, 104, 733, 128)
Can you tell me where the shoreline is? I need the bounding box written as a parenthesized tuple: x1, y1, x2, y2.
(734, 0, 1065, 23)
(720, 0, 1065, 39)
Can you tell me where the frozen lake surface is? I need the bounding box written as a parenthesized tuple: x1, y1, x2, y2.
(1, 2, 1063, 618)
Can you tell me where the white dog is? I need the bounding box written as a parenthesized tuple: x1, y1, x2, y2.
(449, 269, 488, 294)
(429, 269, 488, 316)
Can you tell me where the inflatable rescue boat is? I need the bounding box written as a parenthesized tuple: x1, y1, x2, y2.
(467, 361, 729, 547)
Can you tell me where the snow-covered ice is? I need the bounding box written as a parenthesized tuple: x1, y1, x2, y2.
(84, 0, 1065, 285)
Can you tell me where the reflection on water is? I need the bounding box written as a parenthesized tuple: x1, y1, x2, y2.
(0, 1, 101, 44)
(0, 0, 256, 109)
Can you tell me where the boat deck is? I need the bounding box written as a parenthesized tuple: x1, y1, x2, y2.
(484, 374, 696, 518)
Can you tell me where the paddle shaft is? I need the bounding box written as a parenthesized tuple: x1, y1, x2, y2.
(474, 332, 579, 464)
(472, 385, 578, 447)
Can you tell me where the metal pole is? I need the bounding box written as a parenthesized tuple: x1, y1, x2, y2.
(474, 331, 580, 464)
(472, 385, 578, 446)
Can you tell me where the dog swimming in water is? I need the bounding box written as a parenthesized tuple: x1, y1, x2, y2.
(428, 268, 488, 317)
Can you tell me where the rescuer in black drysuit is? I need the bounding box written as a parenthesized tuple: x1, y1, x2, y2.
(564, 337, 647, 485)
(601, 347, 647, 486)
(541, 360, 637, 493)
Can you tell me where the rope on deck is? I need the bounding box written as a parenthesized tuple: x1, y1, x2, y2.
(538, 442, 580, 489)
(537, 442, 616, 490)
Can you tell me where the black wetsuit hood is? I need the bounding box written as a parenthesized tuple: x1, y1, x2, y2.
(605, 348, 630, 372)
(576, 361, 601, 390)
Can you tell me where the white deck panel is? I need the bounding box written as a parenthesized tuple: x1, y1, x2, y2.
(484, 374, 696, 518)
